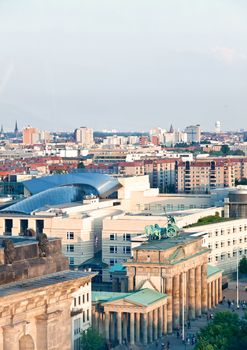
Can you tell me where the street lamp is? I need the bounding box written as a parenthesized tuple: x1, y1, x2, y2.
(236, 247, 239, 308)
(182, 272, 185, 342)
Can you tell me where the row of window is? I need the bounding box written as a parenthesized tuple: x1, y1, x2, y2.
(73, 310, 90, 335)
(109, 258, 127, 266)
(110, 233, 131, 241)
(109, 246, 131, 254)
(208, 250, 247, 262)
(208, 226, 247, 238)
(208, 237, 247, 249)
(73, 293, 90, 308)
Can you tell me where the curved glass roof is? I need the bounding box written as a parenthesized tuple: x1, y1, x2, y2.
(1, 173, 120, 215)
(23, 173, 119, 197)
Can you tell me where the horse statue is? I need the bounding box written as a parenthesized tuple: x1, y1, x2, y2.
(145, 216, 180, 240)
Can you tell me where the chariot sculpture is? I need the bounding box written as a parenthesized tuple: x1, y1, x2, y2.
(145, 215, 180, 240)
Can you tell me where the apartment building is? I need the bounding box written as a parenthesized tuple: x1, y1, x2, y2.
(185, 219, 247, 274)
(71, 282, 92, 350)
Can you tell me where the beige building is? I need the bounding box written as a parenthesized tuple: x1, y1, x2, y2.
(0, 199, 123, 267)
(92, 233, 222, 346)
(75, 127, 94, 147)
(185, 218, 247, 275)
(0, 235, 95, 350)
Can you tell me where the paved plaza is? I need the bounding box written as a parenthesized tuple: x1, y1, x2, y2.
(114, 280, 247, 350)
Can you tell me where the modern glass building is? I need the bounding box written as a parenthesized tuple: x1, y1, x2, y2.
(1, 173, 120, 215)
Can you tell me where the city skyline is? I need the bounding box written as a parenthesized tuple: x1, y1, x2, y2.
(0, 1, 247, 131)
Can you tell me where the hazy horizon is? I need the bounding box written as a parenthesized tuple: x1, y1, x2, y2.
(0, 0, 247, 132)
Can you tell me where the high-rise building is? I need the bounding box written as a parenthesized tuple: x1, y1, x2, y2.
(22, 126, 40, 145)
(75, 127, 94, 147)
(185, 124, 201, 143)
(215, 121, 221, 133)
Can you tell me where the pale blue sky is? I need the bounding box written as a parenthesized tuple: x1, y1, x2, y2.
(0, 0, 247, 132)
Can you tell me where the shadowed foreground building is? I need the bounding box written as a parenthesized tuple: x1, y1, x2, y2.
(0, 235, 95, 350)
(92, 233, 222, 347)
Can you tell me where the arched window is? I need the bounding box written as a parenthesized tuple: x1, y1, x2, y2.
(19, 335, 35, 350)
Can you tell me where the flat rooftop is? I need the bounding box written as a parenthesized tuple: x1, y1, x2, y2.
(0, 270, 94, 297)
(133, 234, 200, 251)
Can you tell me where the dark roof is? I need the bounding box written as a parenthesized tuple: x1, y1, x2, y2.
(0, 270, 94, 297)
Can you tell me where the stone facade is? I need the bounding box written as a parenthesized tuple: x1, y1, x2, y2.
(0, 235, 95, 350)
(93, 234, 223, 346)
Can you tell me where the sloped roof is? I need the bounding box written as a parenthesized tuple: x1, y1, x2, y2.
(93, 288, 167, 307)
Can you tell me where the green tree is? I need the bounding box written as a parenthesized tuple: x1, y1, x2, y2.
(77, 161, 85, 169)
(81, 327, 107, 350)
(239, 255, 247, 274)
(195, 311, 247, 350)
(221, 145, 230, 155)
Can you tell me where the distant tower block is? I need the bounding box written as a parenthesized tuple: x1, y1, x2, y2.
(215, 121, 221, 133)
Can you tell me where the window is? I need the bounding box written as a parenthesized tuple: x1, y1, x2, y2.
(215, 242, 218, 249)
(221, 229, 224, 235)
(228, 240, 231, 246)
(110, 234, 116, 241)
(78, 296, 81, 305)
(74, 298, 76, 307)
(123, 233, 131, 241)
(74, 318, 81, 335)
(208, 243, 212, 249)
(110, 258, 117, 266)
(67, 244, 74, 252)
(83, 311, 85, 323)
(123, 246, 131, 254)
(67, 232, 74, 240)
(228, 252, 231, 258)
(215, 255, 219, 262)
(215, 230, 219, 237)
(87, 293, 89, 302)
(87, 309, 90, 321)
(83, 295, 85, 303)
(69, 257, 74, 265)
(110, 246, 117, 254)
(221, 242, 225, 248)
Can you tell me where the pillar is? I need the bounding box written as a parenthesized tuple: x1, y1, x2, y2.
(173, 274, 180, 329)
(3, 326, 20, 350)
(117, 312, 122, 345)
(123, 313, 128, 343)
(105, 311, 110, 342)
(142, 313, 148, 345)
(165, 276, 173, 333)
(110, 312, 115, 342)
(179, 273, 184, 324)
(163, 304, 168, 335)
(215, 279, 219, 305)
(218, 276, 222, 302)
(201, 263, 208, 313)
(162, 277, 166, 294)
(195, 266, 202, 317)
(208, 283, 212, 309)
(128, 275, 134, 291)
(158, 306, 163, 338)
(148, 311, 153, 343)
(130, 313, 135, 345)
(212, 281, 215, 308)
(112, 278, 118, 292)
(136, 313, 140, 343)
(153, 309, 158, 341)
(188, 268, 195, 319)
